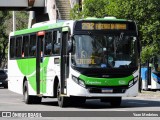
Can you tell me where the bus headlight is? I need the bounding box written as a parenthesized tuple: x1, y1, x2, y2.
(72, 76, 78, 83)
(79, 79, 86, 88)
(129, 80, 134, 87)
(72, 75, 86, 88)
(128, 77, 138, 88)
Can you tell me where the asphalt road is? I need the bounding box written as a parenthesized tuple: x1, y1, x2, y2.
(0, 87, 160, 120)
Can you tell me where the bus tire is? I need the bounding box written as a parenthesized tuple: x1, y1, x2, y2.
(23, 81, 35, 104)
(138, 77, 142, 93)
(110, 97, 122, 107)
(32, 96, 42, 104)
(70, 96, 86, 105)
(57, 84, 70, 107)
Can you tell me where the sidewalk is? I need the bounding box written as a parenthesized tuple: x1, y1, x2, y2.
(138, 90, 160, 98)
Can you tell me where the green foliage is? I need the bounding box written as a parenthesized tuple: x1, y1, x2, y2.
(141, 44, 158, 63)
(0, 11, 11, 68)
(15, 11, 28, 30)
(70, 0, 160, 62)
(82, 0, 108, 18)
(70, 4, 83, 19)
(0, 11, 28, 68)
(70, 0, 108, 19)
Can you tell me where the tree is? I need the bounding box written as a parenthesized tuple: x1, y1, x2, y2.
(70, 0, 108, 19)
(70, 4, 83, 19)
(0, 11, 28, 68)
(82, 0, 108, 18)
(0, 11, 11, 68)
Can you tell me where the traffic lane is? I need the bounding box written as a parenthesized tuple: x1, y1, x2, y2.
(41, 98, 160, 111)
(1, 88, 160, 111)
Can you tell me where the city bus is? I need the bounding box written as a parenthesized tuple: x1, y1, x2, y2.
(141, 55, 160, 90)
(8, 17, 140, 107)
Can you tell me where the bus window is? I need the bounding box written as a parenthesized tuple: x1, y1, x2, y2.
(10, 38, 15, 59)
(45, 32, 53, 56)
(53, 31, 60, 55)
(29, 34, 36, 57)
(15, 37, 22, 58)
(22, 36, 29, 57)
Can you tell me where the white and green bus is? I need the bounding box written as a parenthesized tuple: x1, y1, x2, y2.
(8, 17, 140, 107)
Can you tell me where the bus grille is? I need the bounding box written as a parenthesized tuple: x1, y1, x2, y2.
(87, 87, 126, 93)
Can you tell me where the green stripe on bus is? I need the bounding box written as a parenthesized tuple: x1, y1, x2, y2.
(79, 74, 134, 86)
(16, 57, 49, 93)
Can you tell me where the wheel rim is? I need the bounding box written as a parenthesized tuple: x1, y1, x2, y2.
(57, 85, 61, 103)
(24, 88, 28, 102)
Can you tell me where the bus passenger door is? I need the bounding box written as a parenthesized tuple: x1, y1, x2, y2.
(60, 27, 70, 95)
(36, 31, 45, 95)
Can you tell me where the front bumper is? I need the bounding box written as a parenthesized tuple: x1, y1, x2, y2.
(67, 78, 138, 97)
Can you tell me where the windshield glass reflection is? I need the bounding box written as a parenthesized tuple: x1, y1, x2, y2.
(71, 34, 138, 68)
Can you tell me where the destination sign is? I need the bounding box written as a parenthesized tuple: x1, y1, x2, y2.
(75, 21, 136, 31)
(82, 23, 127, 30)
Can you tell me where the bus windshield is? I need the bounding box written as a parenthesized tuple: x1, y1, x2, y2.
(71, 34, 138, 68)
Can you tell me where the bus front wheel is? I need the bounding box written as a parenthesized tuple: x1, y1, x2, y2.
(57, 84, 70, 107)
(110, 97, 122, 107)
(101, 97, 122, 107)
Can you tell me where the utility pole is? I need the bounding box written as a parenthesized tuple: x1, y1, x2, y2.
(12, 11, 16, 31)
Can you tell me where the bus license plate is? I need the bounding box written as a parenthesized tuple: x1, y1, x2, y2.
(0, 82, 2, 84)
(101, 88, 113, 93)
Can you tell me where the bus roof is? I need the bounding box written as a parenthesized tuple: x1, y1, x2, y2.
(83, 17, 127, 21)
(11, 21, 65, 36)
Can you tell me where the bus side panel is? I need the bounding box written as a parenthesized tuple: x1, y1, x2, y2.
(17, 58, 37, 95)
(43, 57, 60, 96)
(26, 58, 37, 95)
(8, 60, 24, 94)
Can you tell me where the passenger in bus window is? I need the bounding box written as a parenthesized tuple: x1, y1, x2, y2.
(54, 43, 60, 54)
(46, 43, 52, 55)
(22, 52, 24, 57)
(31, 46, 36, 56)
